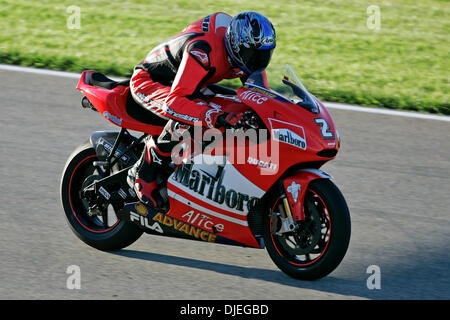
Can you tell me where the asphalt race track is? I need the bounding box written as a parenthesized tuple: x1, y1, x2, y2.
(0, 68, 449, 300)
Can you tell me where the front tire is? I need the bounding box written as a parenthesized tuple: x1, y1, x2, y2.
(264, 179, 351, 280)
(60, 142, 143, 251)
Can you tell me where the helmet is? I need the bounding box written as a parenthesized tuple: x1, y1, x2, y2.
(225, 11, 276, 74)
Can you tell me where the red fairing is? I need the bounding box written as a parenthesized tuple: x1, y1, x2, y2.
(167, 183, 260, 248)
(236, 87, 340, 160)
(282, 170, 333, 222)
(77, 70, 164, 135)
(216, 87, 340, 193)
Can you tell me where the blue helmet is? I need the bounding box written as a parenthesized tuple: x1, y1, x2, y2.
(225, 11, 276, 74)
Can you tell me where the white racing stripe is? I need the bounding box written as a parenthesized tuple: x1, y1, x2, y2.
(1, 64, 449, 122)
(167, 190, 248, 226)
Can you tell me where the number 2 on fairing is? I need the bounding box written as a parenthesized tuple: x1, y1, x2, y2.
(314, 118, 335, 140)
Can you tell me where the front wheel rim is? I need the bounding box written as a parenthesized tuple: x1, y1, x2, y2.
(270, 189, 331, 266)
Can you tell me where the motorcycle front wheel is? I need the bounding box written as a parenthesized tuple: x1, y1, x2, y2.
(264, 179, 351, 280)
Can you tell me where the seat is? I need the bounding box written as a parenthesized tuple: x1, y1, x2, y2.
(90, 72, 130, 89)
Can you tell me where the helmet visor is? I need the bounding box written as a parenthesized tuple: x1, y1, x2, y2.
(239, 47, 273, 73)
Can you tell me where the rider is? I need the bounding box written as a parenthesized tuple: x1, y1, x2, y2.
(127, 11, 276, 208)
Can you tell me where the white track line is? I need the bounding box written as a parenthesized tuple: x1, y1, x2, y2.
(324, 101, 450, 122)
(0, 64, 81, 79)
(1, 64, 449, 122)
(0, 64, 126, 81)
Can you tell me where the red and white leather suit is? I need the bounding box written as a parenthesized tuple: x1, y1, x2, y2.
(130, 12, 248, 129)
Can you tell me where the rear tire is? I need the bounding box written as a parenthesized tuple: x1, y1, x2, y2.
(60, 142, 143, 251)
(264, 179, 351, 280)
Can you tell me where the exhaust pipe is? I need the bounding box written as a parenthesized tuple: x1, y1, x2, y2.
(81, 96, 97, 112)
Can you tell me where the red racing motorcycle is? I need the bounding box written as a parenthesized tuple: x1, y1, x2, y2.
(60, 65, 351, 280)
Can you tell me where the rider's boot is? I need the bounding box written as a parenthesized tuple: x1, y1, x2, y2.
(127, 137, 171, 208)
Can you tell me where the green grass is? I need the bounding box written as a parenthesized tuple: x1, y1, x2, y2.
(1, 0, 449, 114)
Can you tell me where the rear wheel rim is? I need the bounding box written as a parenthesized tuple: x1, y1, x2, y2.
(68, 155, 120, 233)
(270, 189, 331, 266)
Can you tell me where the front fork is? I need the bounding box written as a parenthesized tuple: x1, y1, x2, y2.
(272, 169, 333, 235)
(271, 196, 299, 236)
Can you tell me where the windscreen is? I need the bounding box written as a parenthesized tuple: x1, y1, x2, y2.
(281, 65, 320, 114)
(244, 65, 320, 114)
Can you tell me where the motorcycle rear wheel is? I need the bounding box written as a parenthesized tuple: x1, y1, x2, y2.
(264, 179, 351, 280)
(60, 142, 143, 251)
